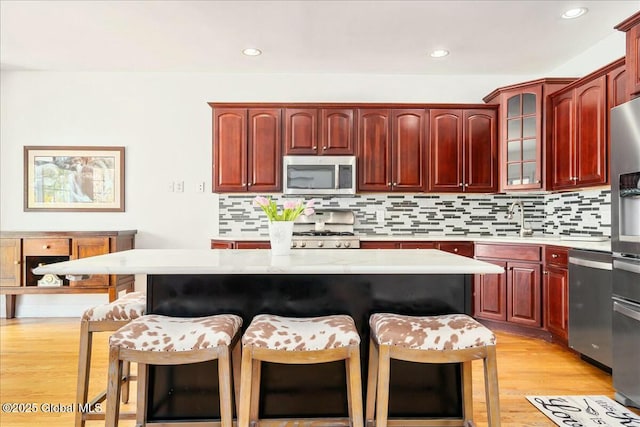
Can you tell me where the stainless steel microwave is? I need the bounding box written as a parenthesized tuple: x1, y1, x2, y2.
(283, 155, 356, 195)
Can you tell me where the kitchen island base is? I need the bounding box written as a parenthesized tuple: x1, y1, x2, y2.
(145, 273, 472, 422)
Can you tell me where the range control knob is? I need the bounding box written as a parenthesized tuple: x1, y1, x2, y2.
(344, 241, 351, 248)
(317, 241, 324, 247)
(300, 242, 306, 248)
(335, 241, 342, 248)
(291, 242, 297, 248)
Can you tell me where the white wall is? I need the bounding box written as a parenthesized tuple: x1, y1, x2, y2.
(0, 32, 626, 317)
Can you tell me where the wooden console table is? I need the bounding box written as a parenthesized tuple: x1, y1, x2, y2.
(0, 230, 136, 318)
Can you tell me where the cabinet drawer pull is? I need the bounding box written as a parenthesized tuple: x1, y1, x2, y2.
(552, 253, 558, 258)
(42, 245, 49, 249)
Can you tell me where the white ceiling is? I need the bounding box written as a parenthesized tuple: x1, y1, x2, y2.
(1, 0, 638, 75)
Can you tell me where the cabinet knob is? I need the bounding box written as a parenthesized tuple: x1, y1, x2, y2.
(552, 253, 558, 258)
(458, 183, 463, 187)
(38, 263, 45, 267)
(322, 146, 327, 150)
(544, 271, 549, 275)
(536, 180, 541, 184)
(387, 182, 392, 187)
(464, 183, 469, 187)
(454, 248, 459, 253)
(312, 146, 317, 150)
(393, 182, 397, 186)
(247, 183, 252, 187)
(42, 245, 49, 249)
(13, 260, 20, 265)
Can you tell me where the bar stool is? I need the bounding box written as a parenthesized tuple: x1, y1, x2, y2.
(366, 313, 501, 427)
(238, 314, 364, 427)
(105, 313, 243, 427)
(75, 291, 146, 427)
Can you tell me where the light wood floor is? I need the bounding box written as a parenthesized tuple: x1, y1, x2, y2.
(1, 317, 638, 427)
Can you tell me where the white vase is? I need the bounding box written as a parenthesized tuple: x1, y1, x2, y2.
(268, 221, 294, 256)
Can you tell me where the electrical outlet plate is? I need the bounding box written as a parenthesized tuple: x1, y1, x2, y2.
(197, 182, 205, 192)
(175, 181, 184, 192)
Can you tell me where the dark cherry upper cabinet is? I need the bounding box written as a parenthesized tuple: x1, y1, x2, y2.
(429, 109, 463, 192)
(284, 108, 318, 155)
(428, 108, 497, 192)
(391, 109, 427, 191)
(357, 109, 425, 192)
(213, 108, 247, 192)
(357, 109, 392, 191)
(484, 79, 575, 192)
(212, 107, 281, 192)
(616, 11, 640, 99)
(318, 108, 355, 155)
(550, 75, 607, 190)
(464, 109, 498, 192)
(608, 63, 628, 109)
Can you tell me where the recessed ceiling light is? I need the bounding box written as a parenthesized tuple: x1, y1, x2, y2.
(242, 48, 262, 56)
(430, 49, 450, 58)
(561, 7, 588, 19)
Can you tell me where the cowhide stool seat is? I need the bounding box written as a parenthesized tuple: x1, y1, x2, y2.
(238, 314, 364, 427)
(105, 313, 243, 427)
(75, 291, 146, 427)
(366, 313, 501, 427)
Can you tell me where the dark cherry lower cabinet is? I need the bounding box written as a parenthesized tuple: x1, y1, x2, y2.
(543, 246, 569, 343)
(474, 243, 542, 329)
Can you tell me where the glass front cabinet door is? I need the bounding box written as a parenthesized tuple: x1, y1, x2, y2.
(484, 78, 575, 192)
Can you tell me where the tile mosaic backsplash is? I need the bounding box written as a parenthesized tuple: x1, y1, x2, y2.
(218, 189, 611, 238)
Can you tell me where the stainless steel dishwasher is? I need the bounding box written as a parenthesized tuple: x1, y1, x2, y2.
(568, 249, 612, 368)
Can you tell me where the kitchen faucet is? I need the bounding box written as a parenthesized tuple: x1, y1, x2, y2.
(506, 200, 534, 237)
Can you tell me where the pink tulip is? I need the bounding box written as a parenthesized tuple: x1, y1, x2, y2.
(306, 199, 315, 208)
(304, 207, 314, 216)
(254, 196, 270, 207)
(283, 200, 298, 210)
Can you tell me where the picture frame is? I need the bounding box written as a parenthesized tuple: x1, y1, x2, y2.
(24, 146, 125, 212)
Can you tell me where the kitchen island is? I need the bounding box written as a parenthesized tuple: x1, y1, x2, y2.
(35, 249, 502, 424)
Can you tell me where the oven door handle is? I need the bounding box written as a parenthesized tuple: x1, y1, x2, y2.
(613, 299, 640, 322)
(613, 259, 640, 274)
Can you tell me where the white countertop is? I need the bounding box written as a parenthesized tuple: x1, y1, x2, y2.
(212, 234, 612, 252)
(33, 248, 504, 275)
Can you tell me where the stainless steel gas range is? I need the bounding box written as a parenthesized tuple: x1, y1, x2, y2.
(292, 209, 360, 249)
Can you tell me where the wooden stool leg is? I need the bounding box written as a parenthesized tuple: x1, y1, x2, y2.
(347, 345, 364, 427)
(346, 356, 353, 421)
(375, 345, 391, 427)
(238, 346, 253, 427)
(365, 337, 379, 425)
(136, 363, 147, 426)
(462, 361, 473, 422)
(232, 339, 242, 415)
(105, 346, 123, 427)
(250, 359, 261, 422)
(75, 321, 92, 427)
(484, 346, 501, 427)
(218, 346, 234, 427)
(121, 361, 131, 403)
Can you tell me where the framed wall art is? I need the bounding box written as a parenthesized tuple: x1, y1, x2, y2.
(24, 146, 125, 212)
